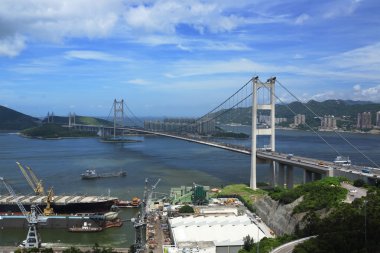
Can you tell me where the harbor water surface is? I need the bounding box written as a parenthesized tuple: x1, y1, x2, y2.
(0, 129, 379, 247)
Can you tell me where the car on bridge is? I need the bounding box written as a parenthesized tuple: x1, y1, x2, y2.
(362, 168, 371, 174)
(286, 154, 294, 159)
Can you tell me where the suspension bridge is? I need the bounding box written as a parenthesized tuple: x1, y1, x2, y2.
(66, 76, 380, 189)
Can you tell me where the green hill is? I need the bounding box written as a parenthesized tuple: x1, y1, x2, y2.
(0, 105, 40, 130)
(21, 123, 98, 138)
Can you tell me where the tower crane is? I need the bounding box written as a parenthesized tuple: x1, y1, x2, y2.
(0, 177, 44, 248)
(16, 162, 45, 195)
(132, 178, 161, 252)
(16, 162, 54, 216)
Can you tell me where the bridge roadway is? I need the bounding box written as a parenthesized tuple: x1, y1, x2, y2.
(70, 124, 379, 180)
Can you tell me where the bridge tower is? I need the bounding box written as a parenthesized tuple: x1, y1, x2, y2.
(113, 99, 124, 138)
(68, 112, 76, 127)
(250, 77, 276, 190)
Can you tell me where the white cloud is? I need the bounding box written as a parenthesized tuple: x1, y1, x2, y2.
(295, 13, 310, 25)
(127, 79, 149, 85)
(0, 34, 26, 57)
(323, 0, 363, 19)
(123, 0, 241, 34)
(352, 84, 380, 101)
(65, 50, 126, 62)
(165, 58, 298, 78)
(293, 54, 304, 59)
(310, 91, 337, 101)
(0, 0, 123, 55)
(323, 42, 380, 69)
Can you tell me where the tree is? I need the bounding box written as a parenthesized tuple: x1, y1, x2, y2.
(353, 179, 365, 187)
(178, 205, 194, 213)
(62, 247, 83, 253)
(243, 235, 255, 251)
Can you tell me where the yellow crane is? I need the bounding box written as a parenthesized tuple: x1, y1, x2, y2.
(43, 187, 55, 216)
(16, 162, 45, 195)
(16, 162, 55, 215)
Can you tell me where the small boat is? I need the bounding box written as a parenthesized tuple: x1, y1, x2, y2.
(81, 169, 126, 180)
(69, 222, 103, 232)
(104, 211, 119, 221)
(115, 197, 141, 208)
(104, 218, 123, 229)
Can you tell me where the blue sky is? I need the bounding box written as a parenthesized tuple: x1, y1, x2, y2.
(0, 0, 380, 117)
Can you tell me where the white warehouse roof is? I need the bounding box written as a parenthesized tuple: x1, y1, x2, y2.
(169, 215, 265, 247)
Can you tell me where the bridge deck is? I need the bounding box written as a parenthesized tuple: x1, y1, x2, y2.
(71, 124, 379, 179)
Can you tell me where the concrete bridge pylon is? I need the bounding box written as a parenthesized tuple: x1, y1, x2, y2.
(250, 77, 276, 190)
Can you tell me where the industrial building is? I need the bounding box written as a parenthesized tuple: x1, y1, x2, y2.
(166, 214, 265, 253)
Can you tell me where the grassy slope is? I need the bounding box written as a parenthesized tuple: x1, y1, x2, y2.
(217, 184, 266, 206)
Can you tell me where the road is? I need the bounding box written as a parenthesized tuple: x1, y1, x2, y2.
(270, 236, 316, 253)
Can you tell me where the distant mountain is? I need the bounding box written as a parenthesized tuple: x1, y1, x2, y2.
(0, 105, 113, 131)
(276, 100, 380, 120)
(341, 100, 374, 105)
(0, 105, 40, 130)
(213, 100, 380, 126)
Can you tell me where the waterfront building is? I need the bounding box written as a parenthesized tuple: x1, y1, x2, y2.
(320, 115, 337, 130)
(294, 114, 305, 126)
(167, 214, 265, 253)
(275, 117, 287, 124)
(144, 118, 216, 134)
(357, 112, 372, 129)
(376, 111, 380, 128)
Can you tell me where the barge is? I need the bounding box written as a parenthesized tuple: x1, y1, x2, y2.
(81, 169, 126, 180)
(0, 194, 118, 214)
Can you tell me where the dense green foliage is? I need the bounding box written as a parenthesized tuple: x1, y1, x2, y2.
(0, 105, 40, 130)
(353, 178, 366, 187)
(21, 124, 98, 138)
(294, 189, 380, 253)
(239, 235, 296, 253)
(269, 177, 347, 213)
(178, 205, 194, 213)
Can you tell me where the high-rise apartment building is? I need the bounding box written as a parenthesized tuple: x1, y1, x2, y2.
(294, 114, 305, 126)
(320, 115, 337, 130)
(357, 112, 372, 129)
(376, 111, 380, 127)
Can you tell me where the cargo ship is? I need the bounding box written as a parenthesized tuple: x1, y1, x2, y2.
(0, 194, 118, 214)
(81, 169, 126, 180)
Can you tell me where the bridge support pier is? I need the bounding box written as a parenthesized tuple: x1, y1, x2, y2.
(278, 163, 285, 188)
(269, 161, 276, 187)
(303, 170, 313, 183)
(286, 166, 294, 189)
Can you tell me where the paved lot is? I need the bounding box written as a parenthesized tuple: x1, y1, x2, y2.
(341, 182, 367, 203)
